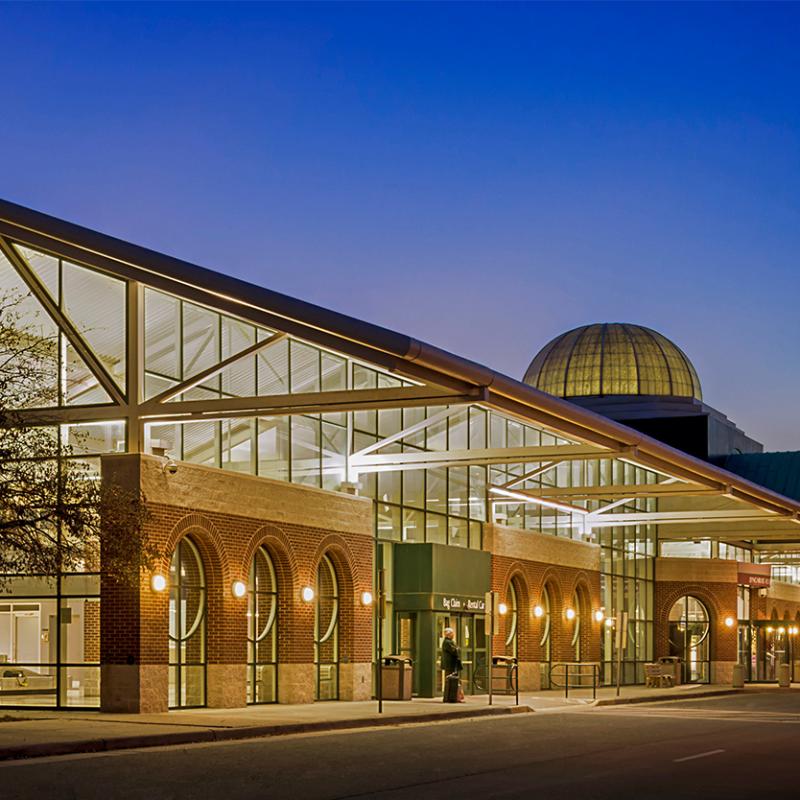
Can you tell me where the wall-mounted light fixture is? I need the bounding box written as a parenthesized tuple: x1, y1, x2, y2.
(594, 609, 605, 623)
(724, 616, 735, 628)
(533, 605, 544, 618)
(361, 591, 374, 606)
(301, 586, 315, 603)
(232, 580, 247, 599)
(605, 617, 615, 628)
(498, 602, 508, 616)
(565, 607, 576, 621)
(151, 574, 167, 592)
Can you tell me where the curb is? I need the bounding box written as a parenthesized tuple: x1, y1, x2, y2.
(593, 688, 745, 707)
(0, 704, 533, 762)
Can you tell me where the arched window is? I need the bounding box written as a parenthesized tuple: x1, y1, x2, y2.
(247, 547, 278, 704)
(505, 581, 518, 659)
(668, 595, 710, 684)
(169, 537, 206, 708)
(539, 587, 552, 662)
(315, 554, 339, 700)
(571, 591, 582, 661)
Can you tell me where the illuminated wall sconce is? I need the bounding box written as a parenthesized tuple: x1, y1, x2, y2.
(778, 627, 786, 635)
(605, 617, 615, 628)
(565, 607, 576, 621)
(498, 602, 508, 616)
(594, 609, 605, 624)
(766, 626, 774, 634)
(361, 591, 374, 606)
(533, 605, 544, 618)
(301, 586, 315, 603)
(790, 627, 799, 636)
(151, 574, 167, 592)
(724, 616, 735, 628)
(232, 580, 247, 599)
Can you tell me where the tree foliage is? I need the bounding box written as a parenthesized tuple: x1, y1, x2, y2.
(0, 289, 157, 584)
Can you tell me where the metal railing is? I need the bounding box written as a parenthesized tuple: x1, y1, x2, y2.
(549, 662, 599, 700)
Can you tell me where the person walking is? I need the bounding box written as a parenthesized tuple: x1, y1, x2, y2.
(441, 627, 464, 702)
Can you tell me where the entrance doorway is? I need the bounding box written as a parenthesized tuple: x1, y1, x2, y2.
(668, 595, 710, 684)
(749, 622, 794, 682)
(435, 613, 487, 695)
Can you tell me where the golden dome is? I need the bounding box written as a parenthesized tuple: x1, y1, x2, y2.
(524, 323, 702, 400)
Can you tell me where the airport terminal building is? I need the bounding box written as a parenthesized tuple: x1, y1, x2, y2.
(2, 199, 800, 712)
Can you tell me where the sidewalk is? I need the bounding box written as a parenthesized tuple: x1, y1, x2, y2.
(0, 683, 744, 762)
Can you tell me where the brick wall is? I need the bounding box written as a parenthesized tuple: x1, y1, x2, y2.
(653, 581, 737, 662)
(100, 455, 374, 693)
(491, 553, 602, 663)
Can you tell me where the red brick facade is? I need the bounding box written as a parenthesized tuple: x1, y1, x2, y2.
(653, 580, 738, 663)
(491, 555, 602, 664)
(100, 454, 374, 711)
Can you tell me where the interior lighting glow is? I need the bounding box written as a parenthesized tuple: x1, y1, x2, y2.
(361, 591, 374, 606)
(232, 580, 247, 599)
(301, 586, 315, 603)
(151, 574, 167, 592)
(605, 617, 615, 628)
(594, 609, 605, 623)
(498, 602, 508, 615)
(533, 605, 544, 618)
(779, 627, 786, 635)
(565, 608, 576, 621)
(724, 616, 735, 628)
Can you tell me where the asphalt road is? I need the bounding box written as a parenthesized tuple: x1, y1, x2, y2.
(4, 690, 800, 800)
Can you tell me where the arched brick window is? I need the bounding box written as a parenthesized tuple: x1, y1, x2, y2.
(315, 554, 339, 700)
(247, 546, 278, 704)
(169, 537, 206, 708)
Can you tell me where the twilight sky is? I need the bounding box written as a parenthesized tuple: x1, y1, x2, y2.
(1, 2, 798, 449)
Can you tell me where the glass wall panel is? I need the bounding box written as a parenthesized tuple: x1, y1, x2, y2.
(62, 261, 126, 392)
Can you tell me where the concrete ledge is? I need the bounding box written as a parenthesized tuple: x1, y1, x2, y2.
(0, 704, 533, 762)
(593, 687, 744, 707)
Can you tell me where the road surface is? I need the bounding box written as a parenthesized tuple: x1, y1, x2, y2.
(3, 690, 798, 800)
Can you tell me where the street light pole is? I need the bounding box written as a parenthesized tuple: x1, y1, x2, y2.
(377, 568, 385, 714)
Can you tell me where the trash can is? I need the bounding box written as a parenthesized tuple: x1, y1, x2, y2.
(732, 663, 745, 688)
(491, 656, 517, 694)
(381, 655, 413, 700)
(778, 662, 791, 688)
(657, 656, 682, 686)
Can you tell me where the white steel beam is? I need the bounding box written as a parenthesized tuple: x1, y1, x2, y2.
(488, 486, 589, 516)
(138, 385, 482, 421)
(351, 444, 620, 473)
(351, 404, 467, 459)
(588, 509, 783, 528)
(141, 332, 287, 408)
(500, 462, 560, 490)
(537, 482, 721, 501)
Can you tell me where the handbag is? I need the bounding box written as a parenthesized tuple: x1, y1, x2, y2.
(456, 682, 465, 703)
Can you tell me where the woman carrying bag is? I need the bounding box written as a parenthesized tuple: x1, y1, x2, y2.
(441, 627, 465, 702)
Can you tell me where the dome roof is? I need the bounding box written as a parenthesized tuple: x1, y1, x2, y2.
(523, 323, 702, 400)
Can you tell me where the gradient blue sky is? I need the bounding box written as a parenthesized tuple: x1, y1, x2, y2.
(1, 2, 798, 448)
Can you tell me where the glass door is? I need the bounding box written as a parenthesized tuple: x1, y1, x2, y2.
(435, 613, 486, 695)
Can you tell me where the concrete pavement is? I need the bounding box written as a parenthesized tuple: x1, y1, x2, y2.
(0, 682, 745, 761)
(3, 689, 800, 800)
